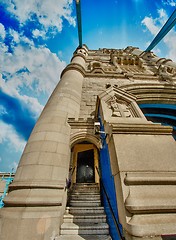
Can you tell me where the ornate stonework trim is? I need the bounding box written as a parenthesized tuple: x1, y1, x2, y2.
(61, 62, 86, 78)
(70, 132, 101, 149)
(68, 118, 101, 149)
(4, 198, 62, 207)
(71, 45, 88, 61)
(111, 123, 173, 135)
(96, 86, 146, 120)
(125, 195, 176, 214)
(9, 181, 65, 190)
(120, 83, 176, 104)
(125, 173, 176, 186)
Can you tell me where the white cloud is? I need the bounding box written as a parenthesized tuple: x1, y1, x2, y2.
(9, 28, 20, 44)
(142, 17, 159, 35)
(153, 48, 161, 56)
(0, 36, 66, 117)
(142, 9, 176, 62)
(0, 23, 6, 40)
(162, 0, 176, 6)
(32, 29, 47, 39)
(2, 0, 75, 37)
(0, 1, 69, 111)
(1, 43, 66, 94)
(0, 121, 26, 152)
(164, 34, 176, 61)
(0, 73, 43, 118)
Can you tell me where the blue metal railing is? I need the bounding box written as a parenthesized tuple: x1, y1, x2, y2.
(98, 112, 124, 240)
(96, 167, 125, 240)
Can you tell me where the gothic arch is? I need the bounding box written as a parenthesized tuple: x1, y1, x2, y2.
(70, 131, 101, 149)
(120, 83, 176, 139)
(70, 132, 100, 184)
(120, 83, 176, 104)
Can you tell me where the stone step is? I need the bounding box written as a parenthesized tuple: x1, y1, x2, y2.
(72, 187, 100, 192)
(73, 185, 99, 191)
(71, 191, 100, 195)
(69, 195, 101, 201)
(70, 195, 101, 201)
(73, 183, 99, 187)
(58, 234, 111, 240)
(69, 200, 101, 207)
(60, 222, 109, 235)
(60, 183, 111, 239)
(66, 206, 105, 215)
(72, 191, 100, 196)
(63, 213, 107, 223)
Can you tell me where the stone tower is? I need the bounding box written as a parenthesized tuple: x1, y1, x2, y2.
(0, 45, 176, 240)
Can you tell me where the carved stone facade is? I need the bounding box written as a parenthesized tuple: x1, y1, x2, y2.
(0, 45, 176, 240)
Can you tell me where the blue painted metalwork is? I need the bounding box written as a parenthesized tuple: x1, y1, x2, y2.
(0, 174, 14, 208)
(145, 8, 176, 52)
(144, 113, 176, 121)
(75, 0, 83, 47)
(98, 113, 123, 240)
(140, 103, 176, 110)
(139, 103, 176, 140)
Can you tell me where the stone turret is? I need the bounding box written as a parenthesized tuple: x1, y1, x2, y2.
(0, 45, 88, 240)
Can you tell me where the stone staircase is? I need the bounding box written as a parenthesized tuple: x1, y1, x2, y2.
(58, 183, 112, 240)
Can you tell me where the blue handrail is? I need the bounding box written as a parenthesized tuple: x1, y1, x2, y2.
(0, 174, 14, 208)
(96, 167, 125, 240)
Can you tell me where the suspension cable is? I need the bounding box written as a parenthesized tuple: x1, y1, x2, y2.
(75, 0, 83, 47)
(145, 8, 176, 52)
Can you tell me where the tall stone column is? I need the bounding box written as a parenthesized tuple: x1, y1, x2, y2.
(0, 46, 87, 240)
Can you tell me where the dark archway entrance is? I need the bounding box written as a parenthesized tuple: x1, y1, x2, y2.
(71, 143, 99, 185)
(76, 149, 95, 183)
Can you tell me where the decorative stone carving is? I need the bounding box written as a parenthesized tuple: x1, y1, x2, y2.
(88, 61, 102, 71)
(95, 85, 147, 123)
(88, 60, 121, 74)
(110, 51, 147, 74)
(87, 60, 105, 74)
(74, 47, 87, 57)
(108, 96, 132, 118)
(110, 54, 123, 73)
(88, 48, 164, 75)
(158, 64, 176, 80)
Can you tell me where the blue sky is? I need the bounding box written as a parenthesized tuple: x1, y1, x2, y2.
(0, 0, 176, 172)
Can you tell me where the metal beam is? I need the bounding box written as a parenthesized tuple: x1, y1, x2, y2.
(75, 0, 82, 47)
(145, 8, 176, 52)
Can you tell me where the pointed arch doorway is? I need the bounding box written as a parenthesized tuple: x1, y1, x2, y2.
(71, 142, 99, 184)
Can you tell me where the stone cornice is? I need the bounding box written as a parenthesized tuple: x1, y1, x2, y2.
(9, 181, 65, 190)
(110, 123, 173, 135)
(61, 63, 159, 80)
(61, 62, 86, 78)
(67, 118, 101, 149)
(125, 172, 176, 186)
(61, 62, 176, 82)
(68, 117, 94, 128)
(120, 83, 176, 104)
(4, 197, 62, 207)
(84, 72, 159, 80)
(71, 52, 87, 62)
